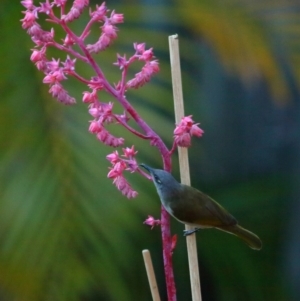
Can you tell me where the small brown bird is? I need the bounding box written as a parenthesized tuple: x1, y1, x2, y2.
(141, 164, 262, 250)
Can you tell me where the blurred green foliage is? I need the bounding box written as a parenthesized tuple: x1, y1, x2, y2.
(1, 0, 299, 300)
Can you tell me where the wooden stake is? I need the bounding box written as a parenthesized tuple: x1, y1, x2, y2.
(169, 34, 202, 301)
(142, 249, 161, 301)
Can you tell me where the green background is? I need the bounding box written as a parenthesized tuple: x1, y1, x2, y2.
(1, 0, 300, 300)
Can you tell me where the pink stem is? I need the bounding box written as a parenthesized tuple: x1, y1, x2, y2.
(57, 16, 177, 301)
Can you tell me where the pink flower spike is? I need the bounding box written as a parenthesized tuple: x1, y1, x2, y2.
(108, 161, 126, 178)
(63, 0, 89, 23)
(174, 132, 191, 147)
(180, 115, 194, 128)
(106, 151, 120, 164)
(144, 216, 161, 229)
(126, 159, 139, 173)
(47, 58, 60, 72)
(112, 176, 138, 199)
(97, 129, 124, 147)
(43, 69, 66, 84)
(49, 84, 76, 105)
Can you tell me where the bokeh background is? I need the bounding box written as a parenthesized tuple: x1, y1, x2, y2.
(1, 0, 300, 300)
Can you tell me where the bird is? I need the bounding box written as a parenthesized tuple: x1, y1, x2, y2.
(140, 164, 262, 250)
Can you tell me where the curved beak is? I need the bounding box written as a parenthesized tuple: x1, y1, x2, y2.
(139, 163, 152, 173)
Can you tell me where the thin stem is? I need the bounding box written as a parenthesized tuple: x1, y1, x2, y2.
(113, 115, 150, 139)
(46, 11, 177, 301)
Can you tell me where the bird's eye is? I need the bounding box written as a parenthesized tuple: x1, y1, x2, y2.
(154, 175, 162, 184)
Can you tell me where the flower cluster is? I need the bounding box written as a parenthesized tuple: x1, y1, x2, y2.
(106, 146, 138, 198)
(174, 115, 204, 147)
(87, 100, 125, 147)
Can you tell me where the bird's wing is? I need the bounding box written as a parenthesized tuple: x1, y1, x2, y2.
(203, 193, 237, 226)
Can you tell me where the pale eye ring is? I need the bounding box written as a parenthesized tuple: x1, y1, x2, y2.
(154, 176, 161, 184)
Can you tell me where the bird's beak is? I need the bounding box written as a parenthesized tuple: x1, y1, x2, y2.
(140, 163, 151, 173)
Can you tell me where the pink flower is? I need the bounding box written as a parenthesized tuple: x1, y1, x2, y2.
(82, 90, 97, 103)
(87, 34, 111, 53)
(89, 2, 107, 21)
(139, 48, 154, 61)
(134, 42, 146, 54)
(21, 0, 34, 10)
(21, 10, 37, 29)
(49, 84, 76, 105)
(109, 11, 124, 24)
(173, 115, 204, 147)
(96, 128, 124, 147)
(190, 124, 204, 137)
(122, 146, 137, 158)
(113, 54, 127, 70)
(88, 120, 101, 133)
(144, 215, 161, 229)
(106, 150, 120, 164)
(126, 60, 160, 89)
(47, 58, 60, 72)
(63, 0, 89, 23)
(30, 48, 46, 62)
(62, 56, 76, 72)
(113, 176, 138, 198)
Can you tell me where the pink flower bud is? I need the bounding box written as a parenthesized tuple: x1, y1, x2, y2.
(110, 10, 124, 24)
(174, 132, 191, 147)
(190, 124, 204, 137)
(90, 2, 107, 21)
(122, 146, 137, 158)
(89, 120, 101, 133)
(21, 0, 34, 10)
(106, 151, 120, 164)
(21, 11, 37, 29)
(144, 216, 161, 229)
(139, 48, 153, 61)
(102, 24, 117, 39)
(83, 91, 96, 103)
(133, 42, 145, 54)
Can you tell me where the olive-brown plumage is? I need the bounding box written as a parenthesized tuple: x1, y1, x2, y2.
(141, 164, 262, 250)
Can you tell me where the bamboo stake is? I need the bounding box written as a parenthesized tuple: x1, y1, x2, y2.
(169, 34, 202, 301)
(142, 249, 161, 301)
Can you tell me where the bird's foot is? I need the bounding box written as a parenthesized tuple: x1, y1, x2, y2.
(183, 228, 200, 236)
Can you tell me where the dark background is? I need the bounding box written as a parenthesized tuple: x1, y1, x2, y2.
(1, 0, 300, 300)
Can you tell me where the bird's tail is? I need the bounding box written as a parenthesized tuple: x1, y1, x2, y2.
(217, 224, 262, 250)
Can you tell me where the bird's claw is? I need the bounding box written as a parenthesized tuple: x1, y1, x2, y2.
(183, 228, 200, 236)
